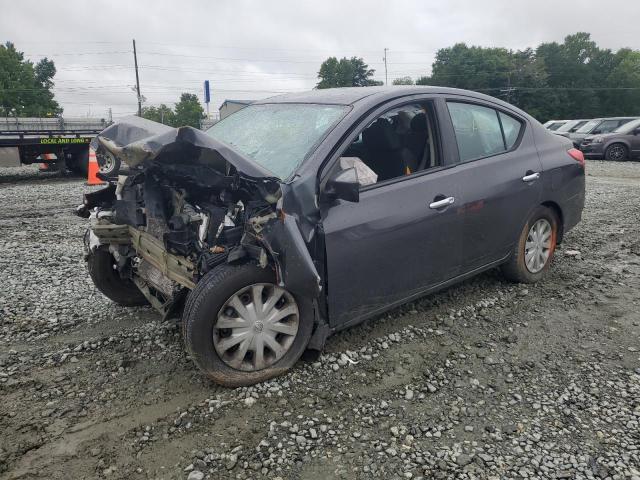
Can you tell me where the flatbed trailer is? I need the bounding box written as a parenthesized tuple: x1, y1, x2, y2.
(0, 117, 108, 175)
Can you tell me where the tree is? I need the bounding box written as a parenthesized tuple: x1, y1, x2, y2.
(142, 104, 176, 126)
(392, 76, 414, 85)
(604, 49, 640, 116)
(0, 42, 61, 116)
(316, 57, 382, 89)
(415, 33, 640, 121)
(174, 93, 205, 128)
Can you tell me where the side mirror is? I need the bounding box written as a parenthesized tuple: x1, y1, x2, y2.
(322, 167, 360, 203)
(634, 127, 640, 136)
(592, 129, 601, 135)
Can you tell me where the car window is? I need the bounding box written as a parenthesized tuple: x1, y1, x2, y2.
(499, 112, 523, 149)
(596, 120, 621, 134)
(206, 103, 348, 180)
(547, 121, 565, 131)
(556, 120, 586, 133)
(569, 120, 587, 133)
(576, 120, 600, 134)
(447, 102, 514, 162)
(337, 102, 440, 186)
(614, 118, 640, 134)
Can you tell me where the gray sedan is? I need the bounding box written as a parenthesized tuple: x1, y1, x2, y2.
(79, 86, 586, 386)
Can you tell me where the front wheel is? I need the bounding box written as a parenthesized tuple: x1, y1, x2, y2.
(182, 263, 313, 387)
(604, 143, 628, 161)
(501, 206, 559, 283)
(87, 249, 148, 306)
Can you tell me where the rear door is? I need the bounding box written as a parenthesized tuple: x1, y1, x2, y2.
(444, 100, 543, 271)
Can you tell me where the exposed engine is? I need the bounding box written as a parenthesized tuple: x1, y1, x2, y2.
(80, 161, 281, 317)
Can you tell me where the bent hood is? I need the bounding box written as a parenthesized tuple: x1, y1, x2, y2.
(92, 115, 275, 179)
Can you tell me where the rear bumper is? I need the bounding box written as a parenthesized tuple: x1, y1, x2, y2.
(562, 175, 586, 236)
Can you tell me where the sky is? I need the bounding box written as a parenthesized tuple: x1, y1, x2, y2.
(2, 0, 639, 119)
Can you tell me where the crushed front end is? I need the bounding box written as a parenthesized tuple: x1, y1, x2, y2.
(77, 117, 321, 319)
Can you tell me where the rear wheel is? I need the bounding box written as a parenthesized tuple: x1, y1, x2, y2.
(605, 143, 628, 161)
(501, 206, 559, 283)
(182, 263, 313, 387)
(87, 249, 148, 306)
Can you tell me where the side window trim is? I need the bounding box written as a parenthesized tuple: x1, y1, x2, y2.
(445, 98, 526, 164)
(496, 110, 508, 151)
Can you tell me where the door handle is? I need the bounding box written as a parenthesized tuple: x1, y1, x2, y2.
(522, 172, 541, 182)
(429, 196, 455, 209)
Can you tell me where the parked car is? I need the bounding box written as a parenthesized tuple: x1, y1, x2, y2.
(78, 86, 585, 387)
(580, 118, 640, 161)
(552, 119, 590, 137)
(543, 120, 568, 131)
(568, 117, 638, 147)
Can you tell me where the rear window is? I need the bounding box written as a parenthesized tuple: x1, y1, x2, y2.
(499, 112, 522, 149)
(447, 102, 523, 162)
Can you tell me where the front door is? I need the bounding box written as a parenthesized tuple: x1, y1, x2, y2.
(321, 168, 462, 328)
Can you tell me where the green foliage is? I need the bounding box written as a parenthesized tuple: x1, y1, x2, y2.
(174, 93, 205, 128)
(142, 93, 205, 128)
(142, 104, 176, 126)
(317, 57, 381, 89)
(0, 42, 61, 116)
(403, 33, 640, 121)
(392, 76, 414, 85)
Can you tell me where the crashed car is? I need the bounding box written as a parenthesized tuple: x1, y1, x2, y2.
(78, 87, 585, 387)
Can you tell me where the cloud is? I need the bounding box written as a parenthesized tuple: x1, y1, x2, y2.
(2, 0, 638, 117)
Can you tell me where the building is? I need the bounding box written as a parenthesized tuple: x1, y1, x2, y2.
(218, 99, 254, 120)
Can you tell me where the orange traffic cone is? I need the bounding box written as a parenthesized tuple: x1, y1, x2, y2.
(39, 153, 52, 172)
(87, 148, 105, 186)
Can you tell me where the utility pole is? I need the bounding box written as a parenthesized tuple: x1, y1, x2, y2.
(500, 71, 516, 103)
(383, 48, 388, 86)
(133, 39, 142, 116)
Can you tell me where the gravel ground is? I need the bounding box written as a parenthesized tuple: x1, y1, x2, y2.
(0, 162, 639, 480)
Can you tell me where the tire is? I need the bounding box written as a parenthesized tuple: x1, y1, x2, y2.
(98, 151, 121, 177)
(501, 206, 559, 283)
(604, 143, 628, 161)
(182, 263, 313, 387)
(87, 249, 148, 306)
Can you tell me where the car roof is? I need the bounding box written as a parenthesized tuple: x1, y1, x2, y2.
(252, 86, 525, 111)
(593, 117, 639, 121)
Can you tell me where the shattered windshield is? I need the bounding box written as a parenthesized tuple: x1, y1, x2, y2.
(206, 103, 348, 179)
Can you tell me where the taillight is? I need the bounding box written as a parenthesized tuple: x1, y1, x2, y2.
(568, 148, 585, 168)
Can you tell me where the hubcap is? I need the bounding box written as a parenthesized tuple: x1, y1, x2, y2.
(213, 283, 299, 372)
(524, 218, 553, 274)
(99, 152, 116, 174)
(609, 145, 625, 160)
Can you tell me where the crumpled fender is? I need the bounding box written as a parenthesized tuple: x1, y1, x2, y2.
(260, 212, 321, 300)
